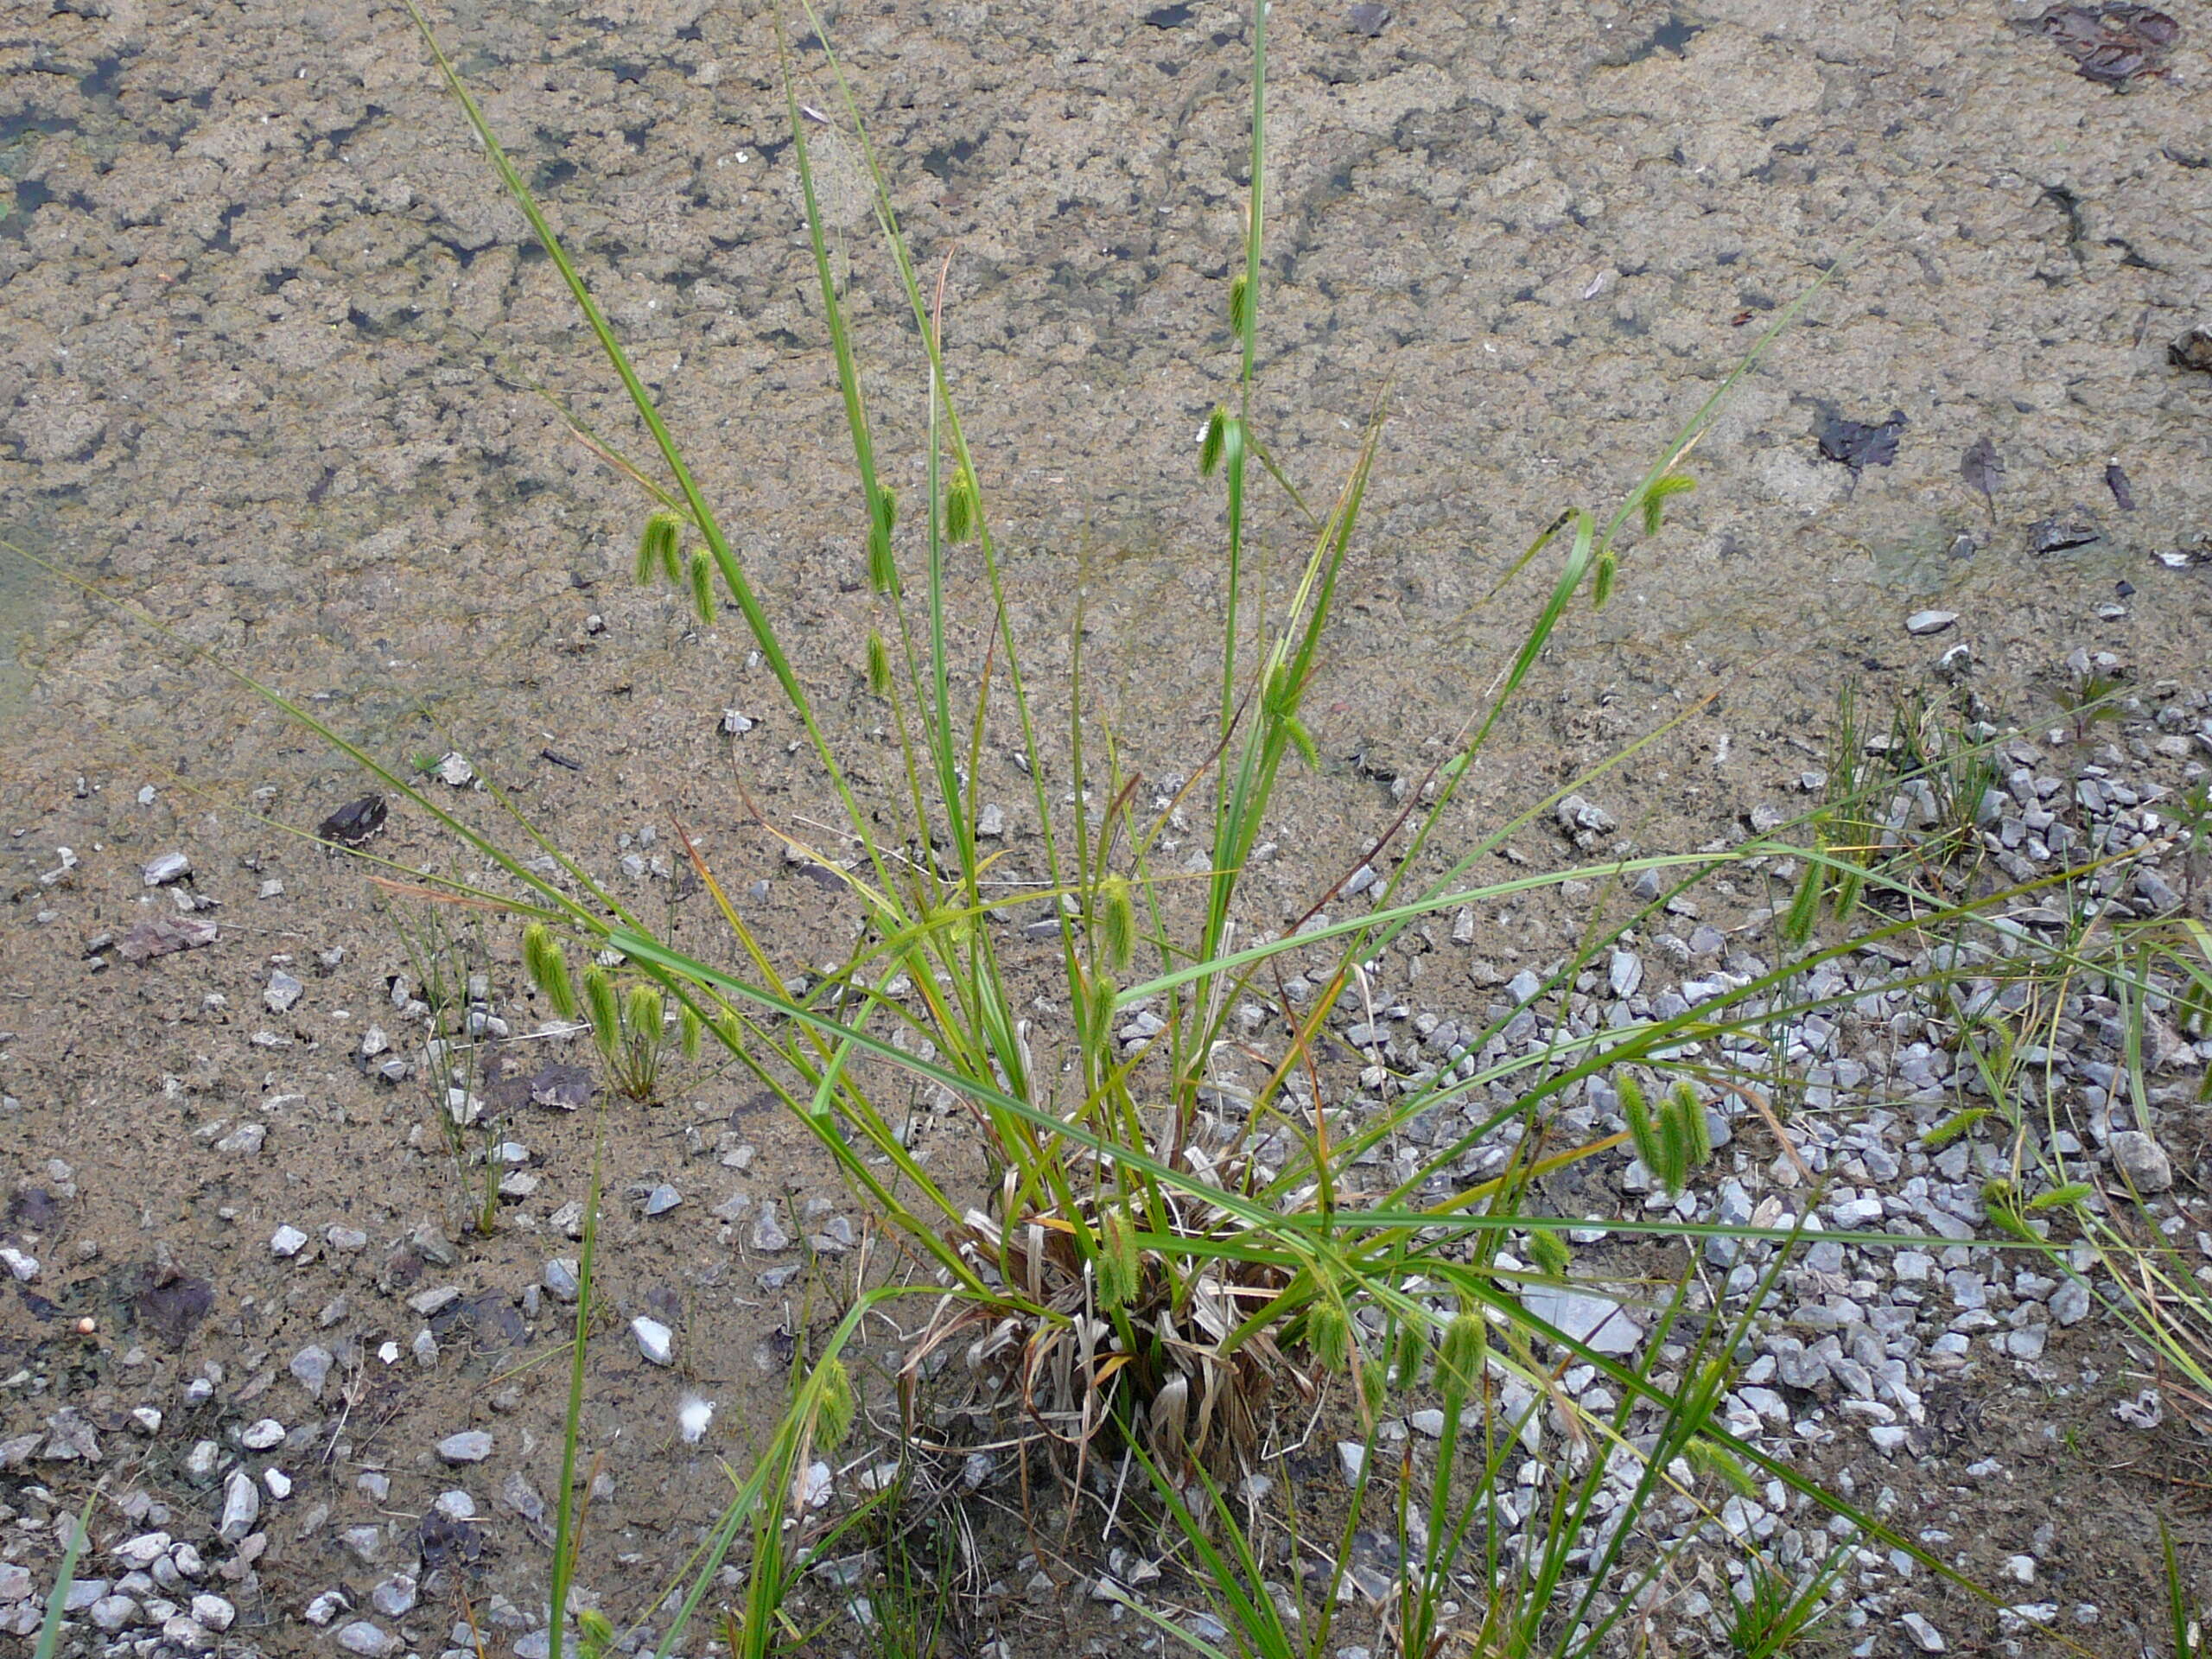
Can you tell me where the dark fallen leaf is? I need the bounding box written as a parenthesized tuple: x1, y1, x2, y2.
(1348, 3, 1390, 35)
(527, 1063, 594, 1112)
(1961, 437, 2004, 507)
(2039, 3, 2178, 82)
(16, 1284, 60, 1321)
(418, 1508, 484, 1567)
(537, 748, 584, 772)
(6, 1187, 60, 1235)
(2105, 461, 2137, 510)
(132, 1268, 214, 1348)
(1816, 409, 1907, 470)
(2169, 329, 2212, 373)
(1143, 3, 1193, 24)
(316, 795, 387, 848)
(729, 1090, 779, 1125)
(2029, 512, 2102, 554)
(795, 861, 846, 892)
(429, 1290, 528, 1351)
(118, 917, 219, 962)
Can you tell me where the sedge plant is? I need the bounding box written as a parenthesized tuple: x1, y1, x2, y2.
(12, 0, 2164, 1652)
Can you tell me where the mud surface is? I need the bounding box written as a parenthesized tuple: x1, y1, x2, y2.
(3, 0, 2212, 1654)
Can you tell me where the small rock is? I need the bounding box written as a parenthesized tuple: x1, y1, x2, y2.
(1337, 1441, 1367, 1483)
(336, 1618, 398, 1656)
(1900, 1611, 1946, 1652)
(2050, 1279, 2091, 1326)
(238, 1418, 285, 1450)
(2108, 1129, 2173, 1192)
(543, 1259, 581, 1303)
(407, 1285, 462, 1317)
(1520, 1283, 1643, 1355)
(751, 1206, 792, 1253)
(368, 1574, 418, 1618)
(264, 1467, 293, 1499)
(269, 1225, 309, 1259)
(90, 1596, 140, 1632)
(190, 1593, 235, 1631)
(437, 1429, 493, 1464)
(264, 969, 304, 1014)
(143, 852, 192, 887)
(643, 1183, 683, 1217)
(1905, 610, 1958, 636)
(435, 752, 474, 787)
(302, 1590, 347, 1625)
(217, 1471, 260, 1542)
(632, 1316, 675, 1366)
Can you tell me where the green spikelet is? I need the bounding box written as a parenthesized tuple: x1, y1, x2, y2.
(865, 631, 892, 696)
(1392, 1318, 1425, 1386)
(1198, 406, 1227, 479)
(1096, 1207, 1139, 1311)
(2025, 1182, 2093, 1213)
(1086, 973, 1118, 1056)
(1642, 472, 1696, 536)
(689, 549, 715, 625)
(1592, 550, 1616, 611)
(626, 984, 664, 1044)
(1672, 1080, 1713, 1166)
(1228, 272, 1249, 334)
(577, 1609, 616, 1659)
(1619, 1074, 1662, 1176)
(582, 968, 620, 1058)
(660, 530, 683, 588)
(1098, 874, 1135, 971)
(1306, 1300, 1350, 1372)
(1684, 1437, 1757, 1497)
(1782, 854, 1823, 946)
(679, 1002, 702, 1061)
(522, 924, 578, 1020)
(1436, 1310, 1487, 1402)
(1526, 1226, 1571, 1277)
(1655, 1093, 1689, 1193)
(638, 512, 680, 585)
(1282, 713, 1319, 771)
(812, 1355, 856, 1447)
(1360, 1356, 1389, 1408)
(873, 481, 898, 537)
(945, 467, 977, 543)
(867, 523, 896, 594)
(712, 1008, 743, 1054)
(1920, 1107, 1987, 1149)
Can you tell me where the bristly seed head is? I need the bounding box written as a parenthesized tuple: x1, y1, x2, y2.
(583, 967, 620, 1058)
(865, 631, 893, 697)
(945, 467, 978, 543)
(1098, 874, 1135, 971)
(638, 511, 682, 586)
(689, 549, 715, 626)
(1198, 406, 1228, 478)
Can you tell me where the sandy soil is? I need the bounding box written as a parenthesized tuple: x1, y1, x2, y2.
(3, 0, 2211, 1653)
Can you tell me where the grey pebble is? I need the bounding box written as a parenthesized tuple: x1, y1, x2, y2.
(632, 1317, 675, 1366)
(2107, 1129, 2173, 1192)
(264, 969, 304, 1013)
(336, 1618, 399, 1656)
(436, 1429, 493, 1464)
